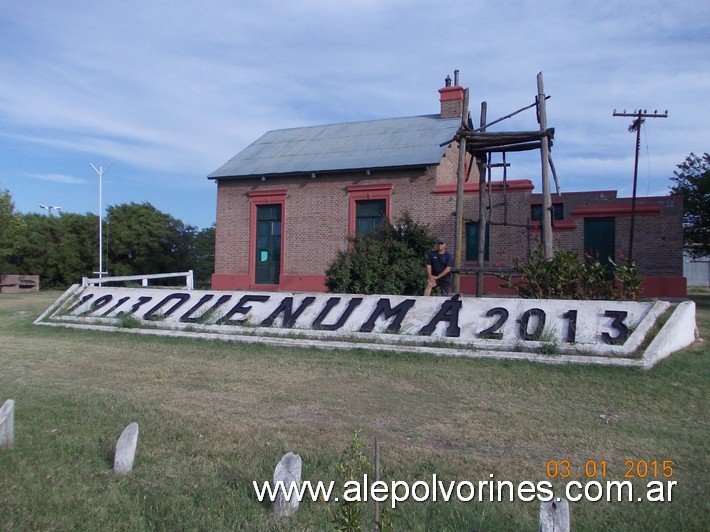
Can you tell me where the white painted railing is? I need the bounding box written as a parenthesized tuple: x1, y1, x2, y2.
(81, 270, 194, 290)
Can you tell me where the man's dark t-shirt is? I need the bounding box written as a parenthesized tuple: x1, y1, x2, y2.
(427, 250, 454, 294)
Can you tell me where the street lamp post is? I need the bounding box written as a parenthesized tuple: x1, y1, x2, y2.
(39, 204, 62, 216)
(90, 162, 112, 285)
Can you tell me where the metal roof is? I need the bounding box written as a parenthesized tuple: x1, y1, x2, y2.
(207, 114, 461, 179)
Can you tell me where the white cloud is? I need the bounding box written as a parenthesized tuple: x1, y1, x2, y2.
(0, 0, 708, 229)
(26, 173, 87, 185)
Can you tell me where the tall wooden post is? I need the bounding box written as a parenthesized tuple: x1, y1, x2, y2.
(537, 73, 553, 259)
(373, 437, 380, 531)
(452, 88, 469, 294)
(476, 102, 488, 297)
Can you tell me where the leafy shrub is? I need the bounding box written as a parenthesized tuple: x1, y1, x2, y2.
(329, 430, 371, 531)
(325, 211, 435, 295)
(611, 257, 643, 300)
(117, 312, 143, 328)
(327, 430, 395, 531)
(502, 246, 643, 300)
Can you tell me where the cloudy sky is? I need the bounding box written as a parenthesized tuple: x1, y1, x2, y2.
(1, 1, 708, 230)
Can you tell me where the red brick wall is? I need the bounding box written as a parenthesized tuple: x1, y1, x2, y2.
(215, 167, 435, 285)
(530, 191, 684, 276)
(214, 161, 684, 295)
(214, 181, 250, 274)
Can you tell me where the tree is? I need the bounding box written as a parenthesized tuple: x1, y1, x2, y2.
(191, 225, 215, 288)
(669, 152, 710, 257)
(8, 212, 98, 288)
(106, 202, 195, 277)
(2, 194, 214, 288)
(55, 213, 100, 284)
(0, 188, 25, 272)
(325, 211, 435, 295)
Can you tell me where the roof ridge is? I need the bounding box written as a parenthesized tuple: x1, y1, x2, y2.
(266, 113, 459, 133)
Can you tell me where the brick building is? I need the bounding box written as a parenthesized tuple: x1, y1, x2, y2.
(208, 81, 685, 297)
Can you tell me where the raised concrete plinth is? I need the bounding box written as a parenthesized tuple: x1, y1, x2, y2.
(37, 286, 699, 370)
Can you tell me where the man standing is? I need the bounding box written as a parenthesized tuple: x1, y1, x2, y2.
(424, 237, 454, 296)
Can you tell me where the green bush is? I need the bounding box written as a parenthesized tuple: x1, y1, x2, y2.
(326, 431, 396, 532)
(502, 246, 643, 300)
(325, 212, 435, 295)
(329, 430, 371, 531)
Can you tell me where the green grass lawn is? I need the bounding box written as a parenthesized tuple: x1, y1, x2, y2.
(1, 290, 707, 531)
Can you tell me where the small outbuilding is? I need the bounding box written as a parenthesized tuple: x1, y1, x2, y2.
(0, 275, 39, 293)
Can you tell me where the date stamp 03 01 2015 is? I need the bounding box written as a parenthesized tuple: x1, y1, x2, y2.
(546, 459, 675, 480)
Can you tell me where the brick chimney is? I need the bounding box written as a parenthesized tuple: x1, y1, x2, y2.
(438, 70, 464, 118)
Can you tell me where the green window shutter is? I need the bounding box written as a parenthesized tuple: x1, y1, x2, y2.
(584, 217, 615, 268)
(355, 199, 386, 234)
(466, 222, 490, 261)
(531, 203, 564, 221)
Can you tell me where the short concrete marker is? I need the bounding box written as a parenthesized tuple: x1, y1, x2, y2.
(0, 399, 14, 448)
(113, 422, 139, 474)
(539, 498, 570, 532)
(272, 451, 302, 517)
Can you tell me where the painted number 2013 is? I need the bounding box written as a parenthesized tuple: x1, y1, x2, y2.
(477, 307, 629, 344)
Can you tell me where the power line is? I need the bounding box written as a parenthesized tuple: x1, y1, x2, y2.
(644, 121, 652, 195)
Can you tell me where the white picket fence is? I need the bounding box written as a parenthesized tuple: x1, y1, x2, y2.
(81, 270, 194, 290)
(684, 254, 709, 287)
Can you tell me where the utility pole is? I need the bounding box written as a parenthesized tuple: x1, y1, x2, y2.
(612, 108, 667, 261)
(90, 161, 112, 285)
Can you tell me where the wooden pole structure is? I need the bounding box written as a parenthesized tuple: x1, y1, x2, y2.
(476, 102, 488, 297)
(452, 88, 469, 295)
(537, 73, 553, 259)
(373, 437, 380, 531)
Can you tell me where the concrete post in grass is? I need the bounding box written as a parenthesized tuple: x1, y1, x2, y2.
(272, 451, 302, 517)
(539, 498, 570, 532)
(0, 399, 14, 448)
(113, 422, 139, 474)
